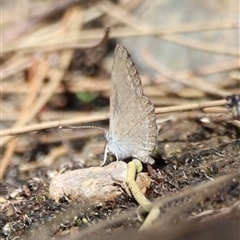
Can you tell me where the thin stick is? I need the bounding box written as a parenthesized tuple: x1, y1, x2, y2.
(2, 22, 238, 54)
(0, 99, 227, 137)
(194, 59, 239, 76)
(155, 99, 226, 114)
(1, 6, 84, 147)
(0, 57, 49, 147)
(0, 113, 108, 137)
(2, 0, 80, 42)
(162, 34, 239, 57)
(1, 76, 110, 94)
(143, 50, 232, 97)
(1, 54, 32, 79)
(0, 138, 19, 181)
(98, 1, 239, 57)
(1, 27, 110, 80)
(0, 56, 47, 181)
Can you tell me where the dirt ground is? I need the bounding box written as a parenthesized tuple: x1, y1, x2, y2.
(1, 119, 239, 240)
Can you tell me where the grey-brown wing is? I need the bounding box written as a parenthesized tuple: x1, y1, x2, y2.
(110, 44, 143, 131)
(108, 95, 157, 164)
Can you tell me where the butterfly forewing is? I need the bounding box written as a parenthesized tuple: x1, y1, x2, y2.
(110, 45, 143, 130)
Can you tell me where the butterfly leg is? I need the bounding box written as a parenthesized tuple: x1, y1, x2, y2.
(101, 144, 109, 166)
(116, 153, 120, 162)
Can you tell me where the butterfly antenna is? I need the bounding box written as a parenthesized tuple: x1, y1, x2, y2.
(59, 125, 107, 134)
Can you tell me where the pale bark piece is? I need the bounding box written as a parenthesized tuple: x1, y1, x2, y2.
(49, 161, 151, 203)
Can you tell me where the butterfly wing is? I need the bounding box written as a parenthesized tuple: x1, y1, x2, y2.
(106, 44, 157, 164)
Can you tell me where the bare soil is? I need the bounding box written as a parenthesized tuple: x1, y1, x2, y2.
(1, 119, 239, 240)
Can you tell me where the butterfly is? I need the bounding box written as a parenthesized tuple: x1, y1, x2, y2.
(103, 44, 158, 165)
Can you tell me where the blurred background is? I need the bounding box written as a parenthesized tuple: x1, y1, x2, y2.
(1, 0, 239, 239)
